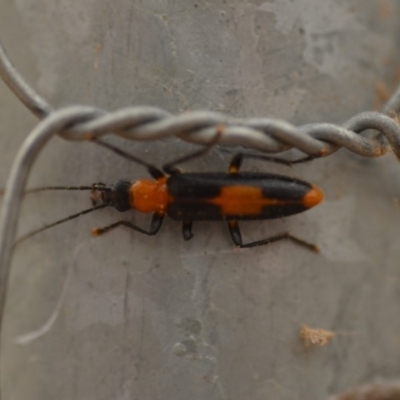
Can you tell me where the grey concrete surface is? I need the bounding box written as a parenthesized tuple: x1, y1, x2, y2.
(1, 1, 400, 399)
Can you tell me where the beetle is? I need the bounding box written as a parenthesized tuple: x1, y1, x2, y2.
(16, 138, 323, 250)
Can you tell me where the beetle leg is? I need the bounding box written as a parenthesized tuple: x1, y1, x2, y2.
(162, 145, 214, 175)
(182, 220, 194, 240)
(92, 213, 164, 237)
(162, 131, 221, 175)
(228, 153, 293, 174)
(290, 155, 316, 164)
(227, 220, 319, 252)
(92, 138, 165, 179)
(227, 220, 243, 244)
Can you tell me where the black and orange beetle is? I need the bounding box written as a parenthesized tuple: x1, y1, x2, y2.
(17, 138, 323, 250)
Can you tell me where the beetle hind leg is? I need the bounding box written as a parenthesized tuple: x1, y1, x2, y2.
(227, 220, 319, 252)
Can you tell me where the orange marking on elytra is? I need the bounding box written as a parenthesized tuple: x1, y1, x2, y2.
(209, 186, 283, 215)
(208, 185, 323, 216)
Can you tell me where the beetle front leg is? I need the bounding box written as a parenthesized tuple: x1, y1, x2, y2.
(92, 213, 164, 237)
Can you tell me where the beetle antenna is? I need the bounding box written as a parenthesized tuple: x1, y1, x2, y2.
(15, 203, 107, 246)
(0, 186, 94, 196)
(24, 186, 94, 193)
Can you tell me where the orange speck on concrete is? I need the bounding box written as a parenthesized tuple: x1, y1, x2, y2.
(300, 325, 335, 348)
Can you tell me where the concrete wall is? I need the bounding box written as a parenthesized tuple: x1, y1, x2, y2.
(1, 1, 400, 399)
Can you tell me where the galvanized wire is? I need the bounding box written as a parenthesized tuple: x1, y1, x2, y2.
(1, 36, 400, 400)
(0, 43, 52, 119)
(1, 41, 400, 158)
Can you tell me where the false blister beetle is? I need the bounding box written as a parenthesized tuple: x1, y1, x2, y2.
(16, 137, 323, 251)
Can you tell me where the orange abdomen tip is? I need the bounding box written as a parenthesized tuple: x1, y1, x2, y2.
(303, 185, 324, 208)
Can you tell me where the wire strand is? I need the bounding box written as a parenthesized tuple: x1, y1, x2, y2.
(0, 40, 400, 159)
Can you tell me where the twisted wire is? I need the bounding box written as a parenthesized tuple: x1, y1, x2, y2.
(1, 36, 400, 400)
(1, 41, 400, 158)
